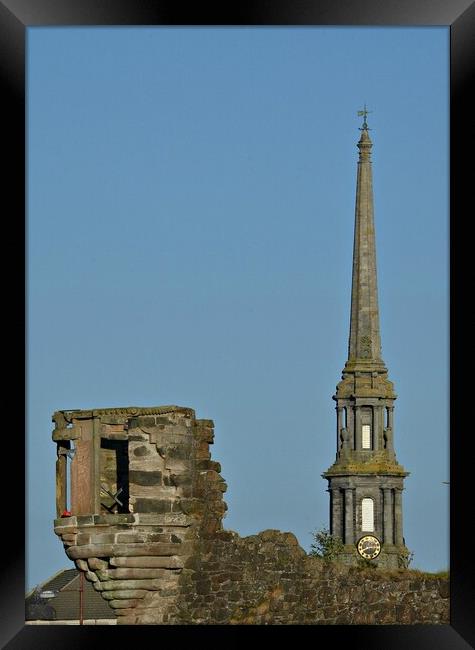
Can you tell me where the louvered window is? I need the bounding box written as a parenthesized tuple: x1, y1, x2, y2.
(361, 498, 374, 531)
(362, 424, 371, 449)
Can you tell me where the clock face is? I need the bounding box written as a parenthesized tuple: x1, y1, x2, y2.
(357, 535, 381, 560)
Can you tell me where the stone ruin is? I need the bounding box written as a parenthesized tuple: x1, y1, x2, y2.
(53, 405, 224, 624)
(53, 404, 449, 625)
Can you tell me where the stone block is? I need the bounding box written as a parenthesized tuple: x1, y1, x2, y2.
(85, 571, 98, 582)
(134, 612, 168, 625)
(99, 416, 128, 426)
(67, 541, 190, 559)
(78, 533, 116, 545)
(129, 458, 164, 472)
(76, 515, 95, 526)
(100, 579, 174, 591)
(133, 512, 191, 526)
(197, 459, 221, 472)
(115, 616, 139, 625)
(115, 532, 148, 544)
(175, 498, 204, 516)
(134, 498, 173, 513)
(110, 556, 184, 568)
(163, 459, 188, 472)
(132, 445, 154, 457)
(94, 569, 108, 581)
(93, 514, 135, 525)
(165, 445, 192, 461)
(87, 557, 109, 570)
(109, 599, 141, 609)
(138, 417, 156, 428)
(196, 419, 214, 428)
(106, 568, 178, 580)
(169, 472, 192, 487)
(155, 417, 173, 425)
(127, 433, 150, 441)
(129, 470, 163, 486)
(75, 559, 88, 571)
(101, 590, 149, 600)
(54, 520, 78, 534)
(104, 432, 128, 441)
(52, 425, 81, 441)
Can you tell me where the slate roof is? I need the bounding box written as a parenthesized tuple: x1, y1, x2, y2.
(41, 568, 78, 593)
(26, 568, 116, 621)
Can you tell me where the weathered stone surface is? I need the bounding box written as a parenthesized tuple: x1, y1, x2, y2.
(133, 513, 191, 526)
(129, 485, 174, 499)
(100, 579, 171, 591)
(101, 590, 149, 600)
(133, 498, 173, 513)
(132, 445, 153, 457)
(85, 571, 98, 582)
(77, 533, 116, 545)
(105, 568, 178, 580)
(109, 599, 142, 609)
(114, 532, 148, 544)
(129, 470, 163, 486)
(74, 559, 88, 572)
(67, 542, 189, 559)
(170, 532, 448, 625)
(87, 557, 109, 570)
(127, 433, 149, 441)
(110, 556, 183, 568)
(93, 514, 135, 525)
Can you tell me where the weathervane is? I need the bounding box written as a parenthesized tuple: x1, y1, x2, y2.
(357, 104, 372, 130)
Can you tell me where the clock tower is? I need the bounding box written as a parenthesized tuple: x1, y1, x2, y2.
(323, 111, 409, 568)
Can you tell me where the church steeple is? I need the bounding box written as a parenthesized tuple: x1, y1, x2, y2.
(322, 113, 409, 569)
(346, 114, 385, 371)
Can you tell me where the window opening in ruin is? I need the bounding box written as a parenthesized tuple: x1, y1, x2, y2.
(361, 498, 374, 531)
(66, 441, 75, 511)
(56, 441, 75, 515)
(99, 439, 129, 514)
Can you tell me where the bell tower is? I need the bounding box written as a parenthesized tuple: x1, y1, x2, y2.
(323, 110, 409, 568)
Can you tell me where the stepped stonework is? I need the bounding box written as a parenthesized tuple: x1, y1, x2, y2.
(53, 404, 448, 625)
(53, 405, 226, 624)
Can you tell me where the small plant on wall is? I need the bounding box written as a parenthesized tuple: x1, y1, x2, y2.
(309, 527, 344, 562)
(397, 547, 414, 569)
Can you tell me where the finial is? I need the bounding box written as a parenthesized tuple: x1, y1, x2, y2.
(357, 104, 372, 130)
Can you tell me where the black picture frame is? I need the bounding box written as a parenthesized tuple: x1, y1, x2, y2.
(1, 1, 473, 647)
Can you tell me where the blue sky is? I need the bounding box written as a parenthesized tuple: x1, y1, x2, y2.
(27, 27, 448, 590)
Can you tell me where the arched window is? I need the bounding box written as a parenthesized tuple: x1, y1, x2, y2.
(361, 498, 374, 531)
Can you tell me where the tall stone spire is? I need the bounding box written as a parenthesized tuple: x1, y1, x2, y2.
(322, 112, 409, 569)
(346, 115, 385, 372)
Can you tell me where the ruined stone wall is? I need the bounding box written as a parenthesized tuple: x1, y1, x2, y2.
(54, 406, 227, 624)
(53, 405, 449, 625)
(175, 529, 449, 625)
